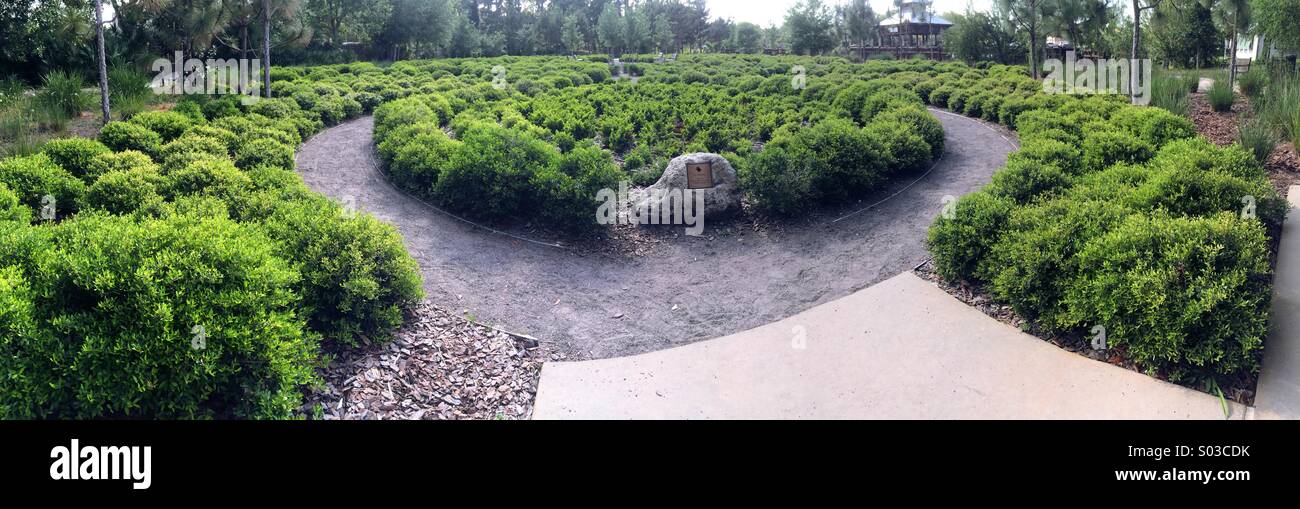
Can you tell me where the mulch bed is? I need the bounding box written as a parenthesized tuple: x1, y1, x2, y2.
(306, 301, 555, 420)
(913, 262, 1256, 406)
(1188, 92, 1300, 195)
(1188, 92, 1247, 146)
(1265, 143, 1300, 197)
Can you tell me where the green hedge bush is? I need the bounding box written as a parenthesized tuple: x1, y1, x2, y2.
(0, 183, 31, 223)
(129, 111, 195, 142)
(235, 138, 296, 172)
(86, 169, 164, 215)
(0, 60, 394, 419)
(258, 198, 423, 347)
(40, 138, 111, 179)
(1064, 213, 1270, 378)
(986, 158, 1072, 204)
(85, 150, 160, 182)
(98, 121, 163, 158)
(0, 213, 318, 419)
(433, 123, 559, 221)
(1081, 130, 1154, 173)
(925, 61, 1283, 379)
(926, 191, 1016, 281)
(0, 154, 85, 218)
(986, 199, 1132, 327)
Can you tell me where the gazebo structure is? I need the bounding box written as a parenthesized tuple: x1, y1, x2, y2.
(854, 1, 953, 61)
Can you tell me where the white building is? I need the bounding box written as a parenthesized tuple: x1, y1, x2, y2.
(1231, 34, 1281, 62)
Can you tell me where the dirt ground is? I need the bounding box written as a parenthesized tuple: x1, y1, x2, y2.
(1187, 91, 1300, 194)
(295, 110, 1016, 360)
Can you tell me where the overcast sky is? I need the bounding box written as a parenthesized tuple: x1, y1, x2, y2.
(707, 0, 998, 28)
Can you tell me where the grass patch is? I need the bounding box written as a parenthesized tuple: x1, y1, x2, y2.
(1207, 79, 1235, 112)
(1238, 117, 1276, 163)
(1151, 75, 1190, 117)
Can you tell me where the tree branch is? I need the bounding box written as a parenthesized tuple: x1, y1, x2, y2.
(1138, 0, 1163, 13)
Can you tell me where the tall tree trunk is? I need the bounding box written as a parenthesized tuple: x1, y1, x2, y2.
(95, 0, 110, 124)
(1028, 27, 1039, 79)
(1229, 28, 1239, 88)
(263, 1, 272, 98)
(1131, 0, 1141, 104)
(240, 23, 249, 95)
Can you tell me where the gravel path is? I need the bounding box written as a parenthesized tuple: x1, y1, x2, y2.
(295, 109, 1017, 360)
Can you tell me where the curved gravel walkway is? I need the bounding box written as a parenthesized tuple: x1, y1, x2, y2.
(295, 109, 1016, 360)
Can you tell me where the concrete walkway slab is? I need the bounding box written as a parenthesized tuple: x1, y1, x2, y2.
(1255, 185, 1300, 419)
(533, 272, 1245, 420)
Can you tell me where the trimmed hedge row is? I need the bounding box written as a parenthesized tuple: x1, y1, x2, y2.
(0, 90, 422, 418)
(362, 56, 945, 226)
(923, 64, 1285, 380)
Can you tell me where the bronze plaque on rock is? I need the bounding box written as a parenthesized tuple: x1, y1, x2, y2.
(686, 162, 714, 189)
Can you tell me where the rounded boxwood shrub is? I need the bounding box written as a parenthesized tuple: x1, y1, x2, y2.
(987, 158, 1072, 204)
(1014, 109, 1078, 142)
(184, 125, 240, 155)
(248, 97, 301, 120)
(0, 183, 31, 223)
(862, 88, 922, 121)
(1127, 161, 1287, 227)
(85, 150, 160, 182)
(946, 87, 973, 112)
(741, 145, 817, 216)
(533, 144, 623, 229)
(162, 158, 253, 203)
(86, 170, 165, 215)
(0, 153, 85, 218)
(257, 198, 423, 347)
(386, 128, 461, 192)
(433, 124, 559, 221)
(161, 134, 231, 170)
(1063, 213, 1271, 378)
(235, 138, 295, 172)
(1081, 130, 1154, 173)
(416, 94, 455, 125)
(865, 120, 932, 174)
(1150, 137, 1267, 181)
(0, 213, 318, 419)
(98, 121, 163, 159)
(769, 117, 886, 203)
(875, 105, 945, 158)
(129, 110, 194, 142)
(926, 190, 1016, 281)
(40, 138, 111, 179)
(201, 96, 242, 120)
(1066, 163, 1151, 202)
(1109, 106, 1196, 148)
(1008, 138, 1084, 175)
(831, 82, 887, 124)
(985, 198, 1132, 327)
(373, 98, 437, 139)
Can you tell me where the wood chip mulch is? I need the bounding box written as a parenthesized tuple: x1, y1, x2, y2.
(1265, 142, 1300, 196)
(913, 261, 1256, 406)
(1187, 92, 1300, 195)
(1188, 92, 1247, 147)
(306, 301, 555, 420)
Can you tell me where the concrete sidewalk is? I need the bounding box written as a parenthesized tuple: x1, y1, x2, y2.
(1255, 186, 1300, 419)
(534, 272, 1245, 420)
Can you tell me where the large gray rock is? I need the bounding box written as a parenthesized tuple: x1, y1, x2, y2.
(634, 153, 741, 219)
